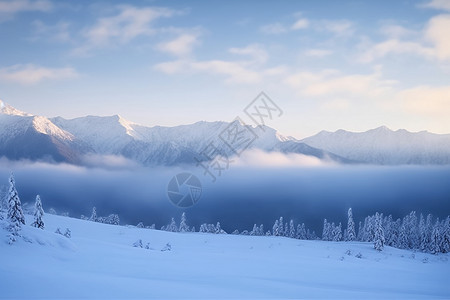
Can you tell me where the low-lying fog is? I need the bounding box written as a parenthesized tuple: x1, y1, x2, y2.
(1, 153, 449, 234)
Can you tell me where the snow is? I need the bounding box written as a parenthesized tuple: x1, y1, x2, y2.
(1, 213, 449, 298)
(302, 126, 450, 165)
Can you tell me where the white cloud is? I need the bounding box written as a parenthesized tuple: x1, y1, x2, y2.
(359, 14, 450, 62)
(260, 23, 287, 34)
(422, 0, 450, 11)
(304, 49, 333, 57)
(291, 18, 309, 30)
(231, 149, 334, 167)
(229, 44, 268, 64)
(359, 39, 435, 63)
(157, 33, 199, 57)
(0, 64, 78, 84)
(285, 68, 396, 98)
(0, 0, 51, 14)
(74, 5, 176, 55)
(32, 20, 71, 42)
(155, 59, 262, 84)
(380, 24, 415, 38)
(425, 14, 450, 60)
(320, 20, 354, 36)
(398, 85, 450, 116)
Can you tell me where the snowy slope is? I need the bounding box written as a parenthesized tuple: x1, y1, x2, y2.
(0, 213, 449, 298)
(302, 126, 450, 165)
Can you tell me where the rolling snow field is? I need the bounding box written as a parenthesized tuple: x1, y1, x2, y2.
(1, 213, 449, 299)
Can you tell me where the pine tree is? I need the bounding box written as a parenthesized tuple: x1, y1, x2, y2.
(374, 212, 385, 251)
(64, 228, 71, 238)
(289, 219, 295, 238)
(90, 207, 97, 222)
(31, 195, 44, 229)
(179, 212, 189, 232)
(332, 222, 342, 241)
(322, 219, 329, 241)
(278, 217, 284, 236)
(168, 217, 178, 232)
(347, 208, 356, 241)
(250, 224, 258, 236)
(430, 220, 441, 254)
(272, 219, 279, 236)
(7, 173, 25, 236)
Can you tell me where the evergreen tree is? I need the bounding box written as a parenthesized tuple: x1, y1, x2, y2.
(31, 195, 45, 229)
(7, 173, 25, 236)
(168, 217, 178, 232)
(430, 220, 441, 254)
(273, 219, 279, 236)
(179, 212, 189, 232)
(250, 224, 258, 236)
(90, 207, 97, 222)
(64, 228, 71, 238)
(347, 208, 356, 241)
(278, 217, 284, 236)
(374, 212, 385, 251)
(289, 219, 295, 238)
(322, 219, 329, 241)
(332, 222, 342, 241)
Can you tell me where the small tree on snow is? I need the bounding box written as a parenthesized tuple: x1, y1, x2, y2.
(347, 208, 356, 241)
(272, 219, 279, 236)
(90, 207, 97, 222)
(289, 220, 295, 238)
(64, 228, 71, 238)
(32, 195, 45, 229)
(7, 173, 25, 236)
(179, 212, 189, 232)
(374, 212, 385, 251)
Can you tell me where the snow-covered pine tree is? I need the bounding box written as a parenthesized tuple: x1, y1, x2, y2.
(279, 217, 284, 236)
(7, 173, 25, 236)
(322, 219, 329, 241)
(398, 217, 409, 249)
(284, 222, 289, 237)
(272, 219, 279, 236)
(179, 212, 189, 232)
(347, 208, 356, 241)
(31, 195, 44, 229)
(168, 218, 178, 232)
(90, 207, 97, 222)
(289, 220, 295, 238)
(259, 224, 264, 236)
(419, 214, 428, 252)
(332, 222, 342, 242)
(64, 228, 71, 238)
(374, 212, 385, 251)
(250, 224, 258, 236)
(430, 220, 441, 254)
(136, 222, 144, 228)
(442, 217, 450, 253)
(215, 222, 223, 234)
(357, 221, 363, 241)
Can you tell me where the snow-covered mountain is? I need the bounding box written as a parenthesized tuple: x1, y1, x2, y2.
(0, 100, 89, 164)
(0, 100, 343, 165)
(301, 126, 450, 165)
(1, 100, 449, 165)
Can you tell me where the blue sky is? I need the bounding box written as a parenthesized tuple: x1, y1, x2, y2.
(0, 0, 449, 138)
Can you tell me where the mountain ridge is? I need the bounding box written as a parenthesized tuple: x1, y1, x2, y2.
(1, 100, 449, 165)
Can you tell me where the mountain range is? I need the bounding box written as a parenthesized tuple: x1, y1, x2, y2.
(1, 99, 449, 166)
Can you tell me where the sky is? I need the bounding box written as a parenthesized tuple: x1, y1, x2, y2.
(0, 0, 449, 138)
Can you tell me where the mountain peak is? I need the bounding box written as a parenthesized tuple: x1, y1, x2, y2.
(0, 100, 32, 117)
